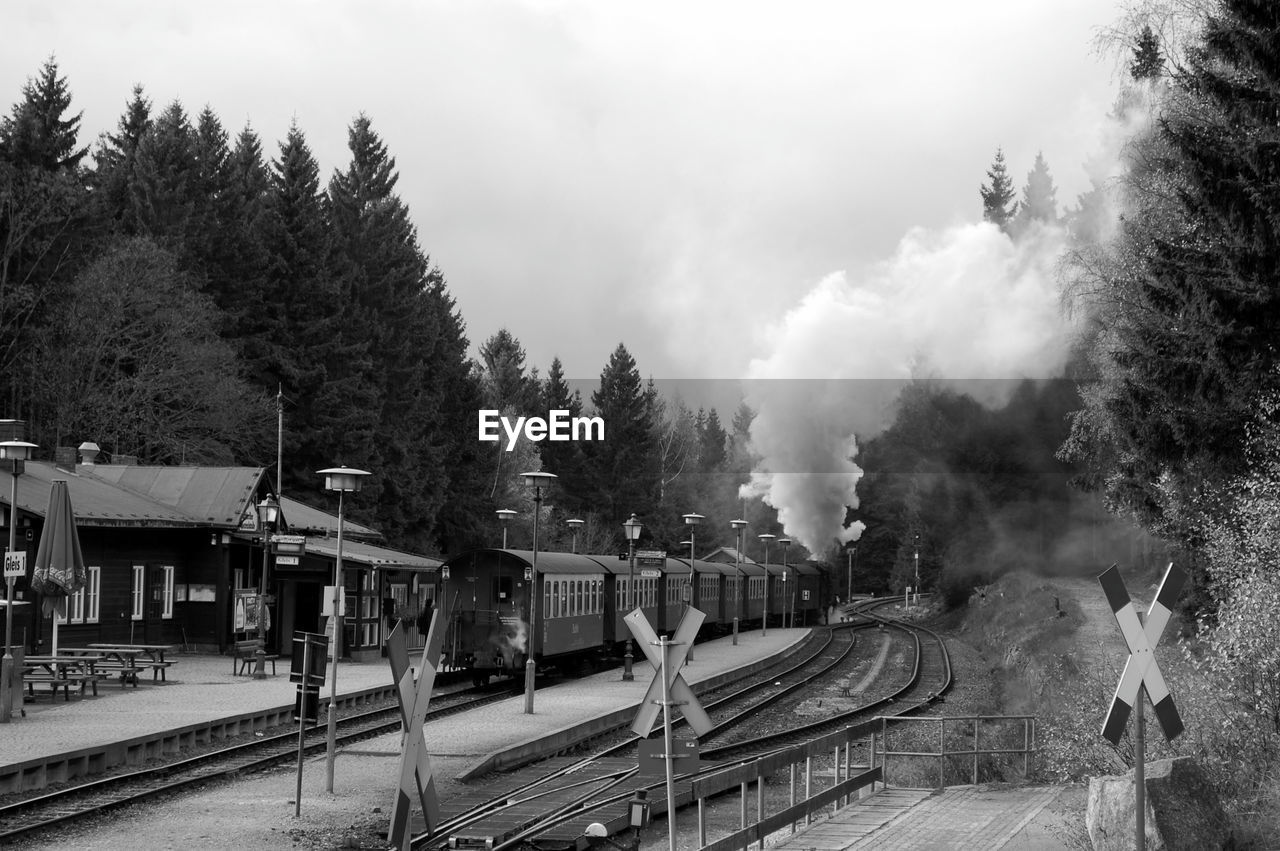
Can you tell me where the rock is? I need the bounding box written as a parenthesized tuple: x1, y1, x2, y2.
(1086, 757, 1231, 850)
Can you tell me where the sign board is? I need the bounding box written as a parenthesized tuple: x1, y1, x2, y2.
(290, 631, 329, 686)
(802, 590, 810, 601)
(3, 552, 24, 580)
(294, 686, 320, 723)
(441, 566, 450, 580)
(272, 536, 306, 555)
(321, 586, 347, 617)
(1100, 563, 1185, 744)
(636, 550, 667, 567)
(275, 555, 300, 566)
(637, 736, 700, 778)
(640, 569, 662, 578)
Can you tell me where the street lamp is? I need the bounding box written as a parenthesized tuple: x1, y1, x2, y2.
(521, 470, 557, 714)
(621, 513, 641, 681)
(316, 464, 370, 793)
(729, 519, 747, 645)
(567, 518, 584, 554)
(0, 439, 36, 724)
(758, 533, 775, 636)
(778, 538, 791, 628)
(495, 508, 517, 548)
(682, 513, 703, 661)
(252, 493, 279, 680)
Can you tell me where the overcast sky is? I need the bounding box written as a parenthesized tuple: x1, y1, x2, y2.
(4, 0, 1125, 388)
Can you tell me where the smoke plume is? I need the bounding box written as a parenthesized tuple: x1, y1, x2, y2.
(740, 222, 1078, 553)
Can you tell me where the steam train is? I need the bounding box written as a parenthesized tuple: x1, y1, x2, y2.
(437, 548, 831, 683)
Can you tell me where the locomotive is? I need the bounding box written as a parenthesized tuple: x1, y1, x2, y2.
(437, 548, 830, 684)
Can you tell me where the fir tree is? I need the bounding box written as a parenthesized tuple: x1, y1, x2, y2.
(1011, 152, 1059, 236)
(979, 148, 1017, 233)
(584, 343, 659, 526)
(0, 56, 88, 171)
(92, 84, 151, 232)
(1130, 24, 1164, 81)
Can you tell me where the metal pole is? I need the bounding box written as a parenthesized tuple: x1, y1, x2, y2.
(732, 528, 740, 645)
(624, 535, 635, 681)
(524, 487, 540, 714)
(0, 463, 18, 723)
(325, 490, 344, 792)
(686, 529, 694, 662)
(295, 637, 310, 818)
(660, 635, 677, 851)
(1136, 683, 1146, 851)
(762, 539, 770, 636)
(847, 548, 852, 606)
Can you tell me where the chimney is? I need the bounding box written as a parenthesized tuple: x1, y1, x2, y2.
(78, 442, 101, 466)
(55, 447, 77, 470)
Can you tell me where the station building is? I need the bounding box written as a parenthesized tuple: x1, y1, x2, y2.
(0, 443, 439, 661)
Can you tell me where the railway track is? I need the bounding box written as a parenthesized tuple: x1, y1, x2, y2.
(0, 680, 513, 845)
(422, 598, 952, 850)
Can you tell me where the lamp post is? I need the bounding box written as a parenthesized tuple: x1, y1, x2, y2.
(622, 513, 641, 681)
(729, 519, 747, 645)
(253, 493, 280, 680)
(0, 439, 36, 725)
(567, 518, 584, 554)
(521, 470, 557, 714)
(316, 465, 370, 793)
(847, 544, 856, 604)
(495, 508, 517, 549)
(758, 533, 775, 636)
(682, 513, 703, 660)
(779, 538, 791, 628)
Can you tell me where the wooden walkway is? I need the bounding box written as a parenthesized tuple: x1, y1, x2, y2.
(771, 785, 1066, 850)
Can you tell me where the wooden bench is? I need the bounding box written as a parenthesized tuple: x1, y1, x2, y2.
(24, 670, 108, 701)
(93, 660, 141, 688)
(232, 639, 277, 676)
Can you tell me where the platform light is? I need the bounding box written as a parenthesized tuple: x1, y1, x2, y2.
(520, 471, 557, 714)
(621, 513, 641, 681)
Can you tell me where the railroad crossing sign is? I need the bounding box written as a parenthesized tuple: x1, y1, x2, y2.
(1100, 562, 1185, 745)
(384, 602, 448, 848)
(624, 607, 713, 739)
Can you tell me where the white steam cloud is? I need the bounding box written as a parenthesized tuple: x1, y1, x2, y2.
(740, 222, 1078, 553)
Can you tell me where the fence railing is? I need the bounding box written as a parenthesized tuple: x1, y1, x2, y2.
(691, 714, 1037, 851)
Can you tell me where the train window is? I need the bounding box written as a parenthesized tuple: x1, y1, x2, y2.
(544, 582, 551, 618)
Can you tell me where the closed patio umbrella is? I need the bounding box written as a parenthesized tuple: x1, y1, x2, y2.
(30, 480, 86, 656)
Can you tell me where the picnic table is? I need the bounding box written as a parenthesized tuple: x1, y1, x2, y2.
(22, 654, 108, 701)
(58, 647, 143, 688)
(87, 643, 177, 681)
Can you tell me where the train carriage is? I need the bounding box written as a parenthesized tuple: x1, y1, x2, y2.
(658, 556, 692, 635)
(691, 560, 733, 628)
(790, 562, 824, 626)
(740, 561, 768, 626)
(610, 553, 662, 647)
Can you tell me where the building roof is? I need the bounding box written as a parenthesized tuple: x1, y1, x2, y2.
(279, 496, 382, 541)
(85, 464, 264, 528)
(0, 462, 200, 528)
(703, 546, 757, 565)
(303, 536, 441, 570)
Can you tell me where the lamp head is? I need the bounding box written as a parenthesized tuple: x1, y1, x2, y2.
(730, 518, 747, 531)
(257, 493, 280, 526)
(520, 470, 558, 490)
(622, 513, 642, 541)
(682, 512, 704, 527)
(0, 440, 37, 463)
(317, 465, 371, 493)
(495, 508, 517, 524)
(567, 518, 584, 529)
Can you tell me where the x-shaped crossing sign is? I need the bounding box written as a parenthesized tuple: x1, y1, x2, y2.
(625, 607, 713, 738)
(1100, 563, 1185, 745)
(385, 606, 447, 849)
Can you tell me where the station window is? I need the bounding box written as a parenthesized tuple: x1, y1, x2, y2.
(131, 565, 145, 620)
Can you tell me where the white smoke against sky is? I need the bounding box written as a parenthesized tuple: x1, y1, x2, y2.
(740, 221, 1078, 554)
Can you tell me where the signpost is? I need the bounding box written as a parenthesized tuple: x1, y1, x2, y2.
(1099, 562, 1185, 851)
(291, 631, 328, 817)
(625, 607, 712, 851)
(385, 602, 447, 849)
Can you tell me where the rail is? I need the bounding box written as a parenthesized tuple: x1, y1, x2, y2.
(690, 714, 1037, 851)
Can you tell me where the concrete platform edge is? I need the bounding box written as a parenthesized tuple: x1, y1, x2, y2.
(456, 633, 807, 782)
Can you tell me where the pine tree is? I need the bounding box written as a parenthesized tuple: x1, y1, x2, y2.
(479, 328, 540, 415)
(584, 343, 659, 526)
(979, 148, 1017, 233)
(1011, 152, 1059, 236)
(92, 84, 151, 232)
(130, 100, 198, 245)
(0, 56, 88, 171)
(1130, 25, 1164, 81)
(539, 356, 588, 514)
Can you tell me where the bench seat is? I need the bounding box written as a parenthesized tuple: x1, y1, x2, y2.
(232, 640, 277, 676)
